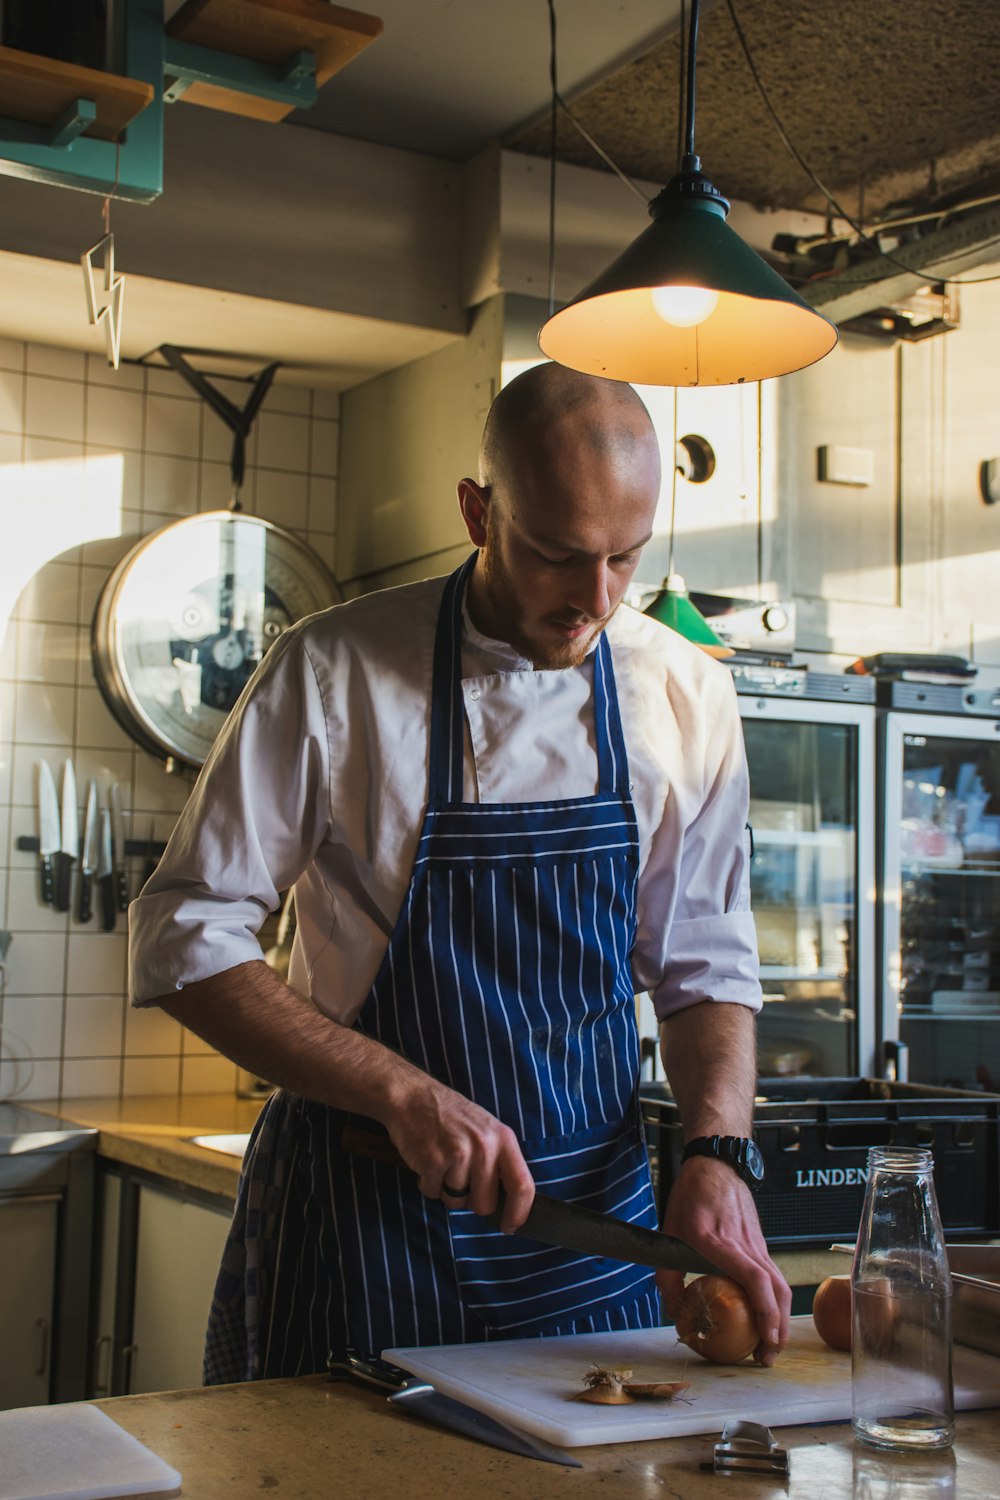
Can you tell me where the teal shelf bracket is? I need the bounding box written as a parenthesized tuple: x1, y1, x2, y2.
(162, 38, 317, 109)
(0, 97, 97, 150)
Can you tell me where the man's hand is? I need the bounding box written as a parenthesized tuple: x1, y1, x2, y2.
(656, 1155, 790, 1366)
(383, 1077, 535, 1235)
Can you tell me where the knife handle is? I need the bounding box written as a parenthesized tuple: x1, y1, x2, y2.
(54, 853, 71, 913)
(327, 1349, 422, 1393)
(99, 874, 117, 932)
(78, 872, 94, 924)
(40, 855, 54, 906)
(114, 867, 129, 913)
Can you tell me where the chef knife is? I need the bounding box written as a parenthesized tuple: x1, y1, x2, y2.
(328, 1349, 582, 1468)
(54, 758, 78, 913)
(341, 1125, 720, 1277)
(97, 807, 116, 932)
(77, 781, 99, 923)
(109, 782, 129, 912)
(37, 760, 60, 905)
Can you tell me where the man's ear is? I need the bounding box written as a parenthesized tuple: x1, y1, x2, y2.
(457, 478, 490, 547)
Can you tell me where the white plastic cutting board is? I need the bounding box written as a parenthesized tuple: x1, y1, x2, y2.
(386, 1315, 1000, 1447)
(0, 1403, 181, 1500)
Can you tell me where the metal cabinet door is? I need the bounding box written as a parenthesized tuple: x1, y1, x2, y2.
(0, 1196, 59, 1409)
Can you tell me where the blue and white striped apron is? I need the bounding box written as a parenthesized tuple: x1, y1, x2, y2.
(204, 555, 660, 1383)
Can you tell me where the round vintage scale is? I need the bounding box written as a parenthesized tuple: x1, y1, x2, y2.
(92, 510, 338, 769)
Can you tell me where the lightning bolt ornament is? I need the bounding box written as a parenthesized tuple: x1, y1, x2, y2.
(82, 233, 126, 370)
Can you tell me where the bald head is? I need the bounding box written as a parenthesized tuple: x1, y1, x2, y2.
(479, 363, 660, 502)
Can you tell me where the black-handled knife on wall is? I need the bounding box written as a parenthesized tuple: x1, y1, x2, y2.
(54, 759, 78, 913)
(109, 783, 129, 912)
(97, 808, 116, 932)
(37, 760, 60, 906)
(78, 781, 99, 924)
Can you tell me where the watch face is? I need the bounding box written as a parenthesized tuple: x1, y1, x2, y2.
(92, 511, 338, 767)
(742, 1139, 766, 1183)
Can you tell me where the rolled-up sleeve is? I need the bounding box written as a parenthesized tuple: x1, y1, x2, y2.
(633, 666, 762, 1020)
(128, 629, 330, 1004)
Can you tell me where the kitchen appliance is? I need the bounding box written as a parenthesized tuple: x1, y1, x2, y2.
(689, 590, 797, 655)
(384, 1318, 1000, 1448)
(736, 674, 877, 1078)
(878, 696, 1000, 1091)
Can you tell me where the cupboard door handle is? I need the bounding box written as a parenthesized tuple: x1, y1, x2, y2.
(121, 1342, 138, 1395)
(93, 1333, 112, 1395)
(35, 1318, 50, 1378)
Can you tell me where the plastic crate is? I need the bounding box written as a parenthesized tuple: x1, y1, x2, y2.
(640, 1077, 1000, 1247)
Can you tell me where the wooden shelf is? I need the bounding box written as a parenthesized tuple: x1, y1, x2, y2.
(166, 0, 382, 122)
(0, 46, 153, 142)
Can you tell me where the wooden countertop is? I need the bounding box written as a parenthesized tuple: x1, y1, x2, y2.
(93, 1374, 996, 1498)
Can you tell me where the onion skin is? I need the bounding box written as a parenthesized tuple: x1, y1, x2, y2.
(812, 1275, 852, 1351)
(675, 1274, 759, 1364)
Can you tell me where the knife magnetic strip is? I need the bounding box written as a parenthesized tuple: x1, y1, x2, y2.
(16, 836, 167, 856)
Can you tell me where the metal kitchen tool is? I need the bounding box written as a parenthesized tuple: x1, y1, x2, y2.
(701, 1419, 789, 1476)
(97, 807, 116, 932)
(340, 1125, 720, 1277)
(55, 758, 78, 912)
(78, 781, 99, 924)
(37, 759, 60, 905)
(109, 782, 130, 911)
(328, 1349, 582, 1468)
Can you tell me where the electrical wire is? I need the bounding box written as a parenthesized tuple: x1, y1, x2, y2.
(547, 0, 558, 316)
(724, 0, 1000, 288)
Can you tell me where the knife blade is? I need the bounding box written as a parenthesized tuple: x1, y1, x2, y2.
(328, 1350, 581, 1467)
(97, 807, 116, 932)
(109, 783, 129, 912)
(54, 758, 78, 913)
(37, 760, 60, 905)
(77, 781, 99, 924)
(340, 1125, 720, 1277)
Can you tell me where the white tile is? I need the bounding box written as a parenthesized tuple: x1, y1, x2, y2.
(0, 622, 16, 681)
(308, 474, 338, 532)
(266, 383, 311, 417)
(144, 366, 197, 400)
(0, 678, 13, 739)
(24, 375, 85, 443)
(257, 411, 309, 474)
(5, 866, 73, 933)
(11, 743, 61, 809)
(3, 930, 65, 993)
(310, 388, 339, 421)
(0, 804, 10, 865)
(0, 337, 25, 373)
(143, 453, 199, 517)
(16, 621, 81, 686)
(62, 1057, 123, 1097)
(198, 460, 233, 511)
(69, 741, 133, 795)
(310, 418, 339, 477)
(132, 753, 195, 815)
(0, 369, 23, 433)
(0, 737, 13, 805)
(74, 691, 133, 756)
(26, 345, 86, 381)
(80, 509, 145, 568)
(13, 681, 75, 746)
(65, 931, 127, 995)
(1, 993, 64, 1055)
(122, 1056, 181, 1095)
(307, 531, 336, 575)
(0, 431, 22, 464)
(13, 560, 80, 624)
(125, 1002, 182, 1056)
(0, 1057, 61, 1102)
(181, 1053, 238, 1095)
(79, 563, 113, 625)
(255, 469, 308, 530)
(23, 436, 87, 474)
(145, 394, 201, 459)
(86, 355, 144, 391)
(64, 993, 126, 1057)
(181, 1027, 218, 1057)
(200, 408, 234, 466)
(86, 384, 145, 450)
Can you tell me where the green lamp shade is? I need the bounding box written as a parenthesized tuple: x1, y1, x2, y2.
(539, 170, 838, 387)
(643, 574, 735, 658)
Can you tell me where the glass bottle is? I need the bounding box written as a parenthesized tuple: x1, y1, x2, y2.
(851, 1146, 954, 1451)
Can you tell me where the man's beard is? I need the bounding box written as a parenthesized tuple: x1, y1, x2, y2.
(480, 515, 615, 670)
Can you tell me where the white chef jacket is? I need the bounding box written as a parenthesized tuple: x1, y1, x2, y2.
(129, 569, 762, 1022)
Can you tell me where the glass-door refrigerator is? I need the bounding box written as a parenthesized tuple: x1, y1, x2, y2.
(736, 674, 877, 1079)
(879, 688, 1000, 1090)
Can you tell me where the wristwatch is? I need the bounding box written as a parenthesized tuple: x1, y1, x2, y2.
(681, 1134, 765, 1189)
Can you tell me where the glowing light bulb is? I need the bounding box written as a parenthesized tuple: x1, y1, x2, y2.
(651, 284, 720, 328)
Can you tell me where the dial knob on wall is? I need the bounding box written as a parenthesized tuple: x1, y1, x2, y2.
(92, 511, 339, 768)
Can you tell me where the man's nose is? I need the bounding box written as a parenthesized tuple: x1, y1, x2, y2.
(570, 561, 611, 620)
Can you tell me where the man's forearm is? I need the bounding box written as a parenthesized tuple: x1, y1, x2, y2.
(659, 1000, 757, 1140)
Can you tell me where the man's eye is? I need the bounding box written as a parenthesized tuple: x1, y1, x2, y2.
(537, 550, 572, 565)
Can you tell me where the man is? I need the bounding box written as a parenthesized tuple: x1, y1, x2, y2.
(129, 363, 790, 1383)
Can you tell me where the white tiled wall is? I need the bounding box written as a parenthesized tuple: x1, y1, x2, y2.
(0, 337, 340, 1103)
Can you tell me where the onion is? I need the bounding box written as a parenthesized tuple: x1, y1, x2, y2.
(812, 1275, 852, 1351)
(674, 1274, 758, 1364)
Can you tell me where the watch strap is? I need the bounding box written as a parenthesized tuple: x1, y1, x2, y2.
(682, 1134, 764, 1187)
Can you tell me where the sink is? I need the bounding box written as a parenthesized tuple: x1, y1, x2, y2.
(187, 1132, 252, 1157)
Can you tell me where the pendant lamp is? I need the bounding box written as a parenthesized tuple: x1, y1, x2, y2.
(539, 0, 838, 386)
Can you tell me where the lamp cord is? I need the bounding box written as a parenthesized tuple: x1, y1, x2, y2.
(683, 0, 699, 160)
(676, 0, 686, 169)
(547, 0, 558, 317)
(724, 0, 1000, 287)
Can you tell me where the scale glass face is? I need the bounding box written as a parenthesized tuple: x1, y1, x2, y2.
(92, 511, 338, 767)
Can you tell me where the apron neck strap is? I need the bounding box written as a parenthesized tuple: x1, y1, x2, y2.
(428, 553, 631, 805)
